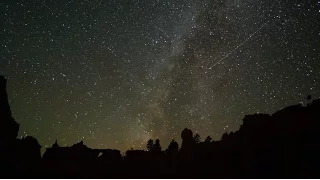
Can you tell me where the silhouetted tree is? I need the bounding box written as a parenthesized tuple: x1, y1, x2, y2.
(307, 95, 312, 106)
(307, 95, 312, 101)
(221, 132, 228, 140)
(193, 133, 201, 143)
(204, 136, 212, 143)
(166, 139, 179, 155)
(52, 139, 59, 148)
(146, 139, 154, 151)
(152, 139, 161, 152)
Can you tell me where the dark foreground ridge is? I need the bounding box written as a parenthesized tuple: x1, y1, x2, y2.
(1, 75, 320, 178)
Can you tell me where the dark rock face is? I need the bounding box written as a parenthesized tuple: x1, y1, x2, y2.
(0, 75, 19, 144)
(0, 75, 42, 178)
(0, 75, 20, 177)
(180, 128, 195, 151)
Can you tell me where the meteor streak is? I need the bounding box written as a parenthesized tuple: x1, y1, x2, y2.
(209, 20, 271, 69)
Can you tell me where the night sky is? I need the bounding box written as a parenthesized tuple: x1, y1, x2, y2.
(1, 0, 320, 153)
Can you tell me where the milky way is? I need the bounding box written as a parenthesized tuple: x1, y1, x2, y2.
(0, 0, 319, 152)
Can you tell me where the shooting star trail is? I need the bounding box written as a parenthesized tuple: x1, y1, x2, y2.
(208, 20, 271, 70)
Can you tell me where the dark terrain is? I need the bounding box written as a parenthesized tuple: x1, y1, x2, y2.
(1, 75, 320, 178)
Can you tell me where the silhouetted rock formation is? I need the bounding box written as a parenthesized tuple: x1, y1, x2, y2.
(180, 128, 195, 151)
(42, 140, 122, 178)
(14, 136, 42, 177)
(181, 99, 320, 178)
(0, 75, 20, 177)
(0, 76, 19, 144)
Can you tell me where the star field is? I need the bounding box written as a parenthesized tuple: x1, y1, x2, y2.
(0, 0, 320, 153)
